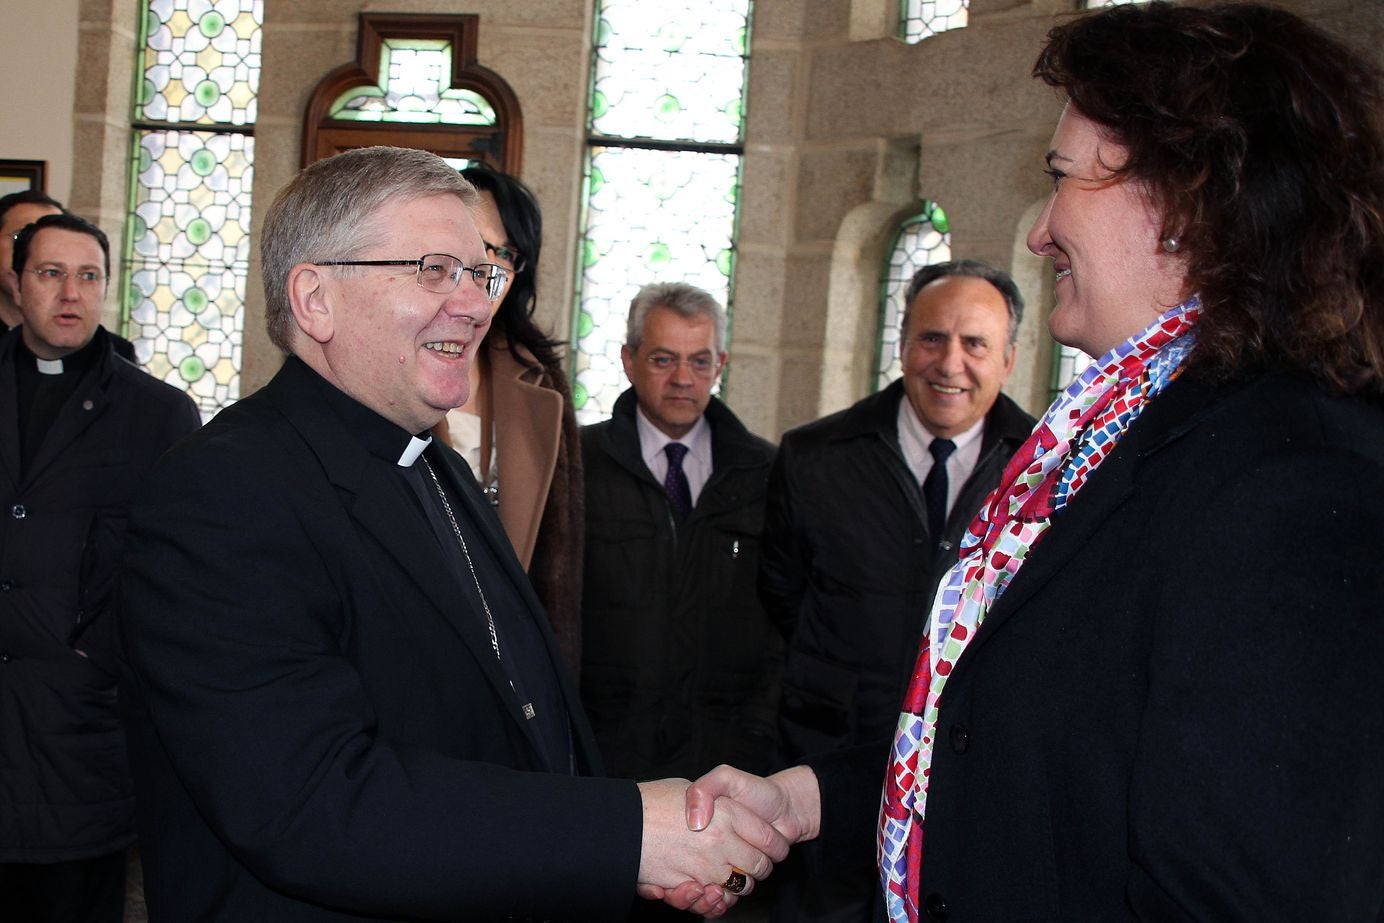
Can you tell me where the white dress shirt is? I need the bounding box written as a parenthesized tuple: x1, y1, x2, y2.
(897, 399, 985, 519)
(635, 407, 714, 506)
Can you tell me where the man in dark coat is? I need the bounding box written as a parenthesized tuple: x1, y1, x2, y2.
(0, 212, 200, 921)
(0, 191, 136, 361)
(119, 147, 780, 922)
(581, 282, 781, 785)
(761, 260, 1035, 921)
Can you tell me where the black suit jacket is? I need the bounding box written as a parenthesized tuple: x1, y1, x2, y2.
(812, 369, 1384, 921)
(762, 383, 1034, 760)
(121, 357, 641, 922)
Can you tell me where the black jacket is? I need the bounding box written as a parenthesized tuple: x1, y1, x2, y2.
(763, 381, 1034, 759)
(122, 358, 640, 921)
(0, 326, 199, 862)
(580, 388, 781, 780)
(812, 370, 1384, 921)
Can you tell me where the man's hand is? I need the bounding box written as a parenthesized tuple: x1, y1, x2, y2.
(685, 764, 823, 846)
(636, 777, 791, 917)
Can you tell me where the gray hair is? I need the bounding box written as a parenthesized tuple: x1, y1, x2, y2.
(626, 282, 727, 353)
(260, 146, 477, 353)
(902, 259, 1024, 346)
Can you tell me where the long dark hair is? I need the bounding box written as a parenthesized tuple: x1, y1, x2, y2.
(460, 165, 563, 371)
(1035, 2, 1384, 396)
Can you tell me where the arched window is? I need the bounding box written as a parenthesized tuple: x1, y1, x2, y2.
(301, 14, 521, 173)
(900, 0, 968, 43)
(124, 0, 262, 419)
(875, 202, 951, 389)
(1051, 343, 1095, 398)
(571, 0, 753, 424)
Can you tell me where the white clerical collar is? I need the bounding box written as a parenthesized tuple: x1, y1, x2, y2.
(36, 356, 64, 375)
(397, 434, 432, 467)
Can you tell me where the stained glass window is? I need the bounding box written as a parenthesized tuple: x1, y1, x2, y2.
(573, 0, 753, 423)
(329, 40, 497, 125)
(875, 203, 951, 389)
(1051, 344, 1095, 398)
(900, 0, 968, 43)
(127, 0, 262, 419)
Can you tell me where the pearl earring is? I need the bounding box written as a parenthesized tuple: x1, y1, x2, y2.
(1161, 237, 1180, 253)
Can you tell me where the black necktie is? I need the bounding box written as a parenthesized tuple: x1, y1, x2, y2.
(664, 442, 693, 522)
(923, 438, 957, 544)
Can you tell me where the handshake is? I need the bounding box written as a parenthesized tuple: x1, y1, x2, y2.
(634, 764, 824, 918)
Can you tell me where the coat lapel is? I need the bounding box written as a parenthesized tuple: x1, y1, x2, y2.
(962, 373, 1225, 656)
(489, 344, 562, 570)
(262, 362, 533, 738)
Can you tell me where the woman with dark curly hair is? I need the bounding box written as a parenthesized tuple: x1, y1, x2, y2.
(675, 4, 1384, 920)
(433, 166, 584, 679)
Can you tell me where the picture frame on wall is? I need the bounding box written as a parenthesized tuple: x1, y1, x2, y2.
(0, 159, 47, 197)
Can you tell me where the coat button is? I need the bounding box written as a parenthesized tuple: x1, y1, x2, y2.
(10, 504, 26, 520)
(925, 891, 947, 921)
(0, 579, 13, 591)
(0, 651, 11, 663)
(949, 723, 970, 754)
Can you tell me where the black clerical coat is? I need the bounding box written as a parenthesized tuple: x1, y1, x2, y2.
(121, 357, 641, 922)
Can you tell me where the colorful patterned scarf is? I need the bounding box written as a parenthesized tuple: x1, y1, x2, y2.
(878, 297, 1203, 922)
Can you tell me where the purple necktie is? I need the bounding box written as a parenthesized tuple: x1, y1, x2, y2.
(664, 442, 693, 522)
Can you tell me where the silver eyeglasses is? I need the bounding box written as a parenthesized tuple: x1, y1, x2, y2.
(316, 253, 510, 301)
(26, 267, 106, 287)
(644, 352, 721, 378)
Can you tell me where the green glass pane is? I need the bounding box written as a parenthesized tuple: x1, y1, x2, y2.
(645, 242, 672, 268)
(189, 148, 217, 177)
(179, 355, 207, 382)
(589, 165, 606, 198)
(715, 249, 733, 277)
(655, 94, 682, 122)
(578, 310, 595, 339)
(582, 239, 600, 269)
(194, 80, 221, 108)
(185, 219, 212, 245)
(930, 203, 950, 234)
(591, 89, 609, 122)
(573, 380, 589, 410)
(184, 287, 209, 313)
(199, 11, 225, 38)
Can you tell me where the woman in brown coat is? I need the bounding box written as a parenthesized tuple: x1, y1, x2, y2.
(435, 166, 584, 679)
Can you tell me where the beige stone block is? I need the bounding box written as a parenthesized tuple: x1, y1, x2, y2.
(721, 352, 780, 438)
(793, 146, 880, 243)
(481, 32, 589, 128)
(919, 127, 1052, 257)
(256, 24, 356, 121)
(752, 0, 851, 42)
(744, 50, 798, 146)
(728, 249, 786, 346)
(248, 122, 305, 212)
(778, 251, 832, 348)
(738, 148, 792, 246)
(775, 354, 831, 434)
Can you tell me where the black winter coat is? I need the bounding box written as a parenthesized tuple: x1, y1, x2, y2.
(580, 389, 781, 780)
(0, 327, 200, 862)
(763, 382, 1035, 760)
(811, 369, 1384, 921)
